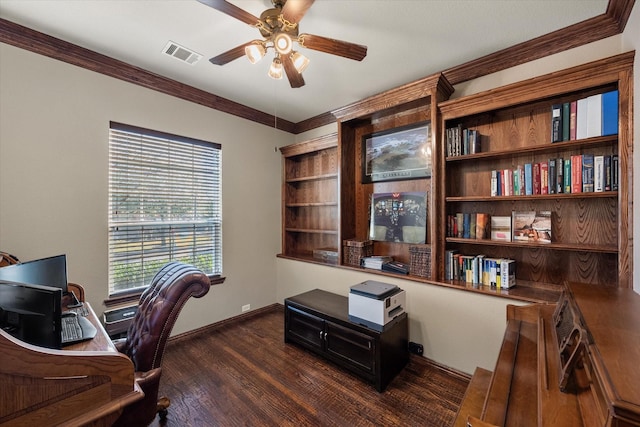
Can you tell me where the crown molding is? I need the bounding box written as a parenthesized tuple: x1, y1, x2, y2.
(1, 0, 633, 135)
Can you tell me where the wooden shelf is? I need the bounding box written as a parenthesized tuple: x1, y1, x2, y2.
(284, 228, 338, 235)
(446, 192, 617, 202)
(446, 238, 618, 254)
(285, 173, 338, 183)
(445, 135, 617, 162)
(285, 202, 338, 207)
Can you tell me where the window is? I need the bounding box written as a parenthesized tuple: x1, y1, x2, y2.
(108, 122, 222, 295)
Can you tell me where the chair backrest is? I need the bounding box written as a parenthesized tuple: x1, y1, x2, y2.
(119, 262, 211, 372)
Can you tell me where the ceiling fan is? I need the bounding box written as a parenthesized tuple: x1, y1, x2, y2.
(197, 0, 368, 88)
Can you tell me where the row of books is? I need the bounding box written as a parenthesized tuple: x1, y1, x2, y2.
(445, 250, 516, 288)
(551, 90, 618, 143)
(491, 154, 619, 196)
(445, 126, 481, 157)
(360, 256, 410, 275)
(446, 213, 490, 239)
(447, 211, 552, 244)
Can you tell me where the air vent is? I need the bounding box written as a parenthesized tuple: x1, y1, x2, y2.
(163, 41, 202, 65)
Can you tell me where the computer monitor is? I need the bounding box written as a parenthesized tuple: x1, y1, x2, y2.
(0, 280, 63, 349)
(0, 254, 68, 292)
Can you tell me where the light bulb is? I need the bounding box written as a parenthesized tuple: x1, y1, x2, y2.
(273, 33, 292, 55)
(291, 51, 310, 74)
(268, 57, 283, 79)
(245, 42, 265, 64)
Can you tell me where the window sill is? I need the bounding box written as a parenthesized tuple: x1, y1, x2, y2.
(104, 275, 226, 308)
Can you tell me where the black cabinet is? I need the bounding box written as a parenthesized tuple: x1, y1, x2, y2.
(284, 289, 409, 392)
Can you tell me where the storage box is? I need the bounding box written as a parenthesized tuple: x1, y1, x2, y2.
(343, 239, 373, 266)
(409, 245, 431, 278)
(312, 247, 339, 263)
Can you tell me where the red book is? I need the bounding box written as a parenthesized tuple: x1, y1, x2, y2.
(540, 161, 549, 195)
(571, 155, 583, 193)
(533, 163, 541, 195)
(569, 101, 577, 140)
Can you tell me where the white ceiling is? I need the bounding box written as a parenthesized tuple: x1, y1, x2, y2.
(0, 0, 609, 124)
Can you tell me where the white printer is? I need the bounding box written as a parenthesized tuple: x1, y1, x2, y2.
(348, 280, 406, 331)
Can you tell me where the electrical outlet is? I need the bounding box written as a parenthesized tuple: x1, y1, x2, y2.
(242, 304, 251, 313)
(408, 341, 424, 355)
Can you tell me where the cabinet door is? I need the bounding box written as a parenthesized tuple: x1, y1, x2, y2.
(285, 306, 324, 351)
(325, 321, 375, 373)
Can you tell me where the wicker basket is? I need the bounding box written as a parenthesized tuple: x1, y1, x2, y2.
(343, 239, 373, 266)
(409, 245, 431, 278)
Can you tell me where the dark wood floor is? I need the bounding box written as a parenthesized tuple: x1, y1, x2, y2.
(150, 305, 470, 427)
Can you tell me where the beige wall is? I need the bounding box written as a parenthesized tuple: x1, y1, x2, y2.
(286, 16, 638, 374)
(0, 43, 292, 334)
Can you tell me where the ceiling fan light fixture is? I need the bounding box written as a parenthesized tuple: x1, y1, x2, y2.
(245, 42, 266, 64)
(268, 57, 283, 80)
(291, 51, 310, 74)
(273, 32, 293, 55)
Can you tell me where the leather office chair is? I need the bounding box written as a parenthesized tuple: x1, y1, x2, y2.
(113, 261, 211, 426)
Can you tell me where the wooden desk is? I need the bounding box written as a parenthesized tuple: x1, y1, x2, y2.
(0, 303, 143, 426)
(455, 282, 640, 426)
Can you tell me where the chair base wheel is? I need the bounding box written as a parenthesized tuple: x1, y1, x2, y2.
(157, 396, 170, 419)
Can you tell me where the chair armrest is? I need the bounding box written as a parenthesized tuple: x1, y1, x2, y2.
(113, 338, 127, 353)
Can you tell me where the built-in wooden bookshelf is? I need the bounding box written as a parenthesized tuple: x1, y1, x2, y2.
(280, 134, 339, 262)
(438, 51, 633, 289)
(333, 73, 454, 274)
(279, 52, 634, 300)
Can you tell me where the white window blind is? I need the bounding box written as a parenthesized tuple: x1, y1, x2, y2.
(108, 122, 222, 295)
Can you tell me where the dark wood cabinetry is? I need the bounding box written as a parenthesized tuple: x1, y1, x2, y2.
(284, 289, 409, 392)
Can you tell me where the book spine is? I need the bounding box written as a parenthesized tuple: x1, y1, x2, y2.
(562, 102, 570, 141)
(569, 101, 577, 140)
(594, 155, 604, 192)
(540, 161, 548, 195)
(557, 158, 564, 193)
(551, 104, 562, 142)
(604, 155, 612, 191)
(612, 154, 619, 191)
(524, 163, 533, 195)
(563, 157, 572, 193)
(601, 90, 619, 136)
(548, 159, 556, 194)
(463, 213, 471, 239)
(586, 94, 603, 137)
(582, 153, 594, 192)
(469, 214, 476, 239)
(576, 98, 588, 140)
(533, 163, 541, 195)
(491, 170, 498, 197)
(571, 155, 582, 193)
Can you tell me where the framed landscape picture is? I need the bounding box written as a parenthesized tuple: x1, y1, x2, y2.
(369, 192, 427, 243)
(362, 122, 431, 183)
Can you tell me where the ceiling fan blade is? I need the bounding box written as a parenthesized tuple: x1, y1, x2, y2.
(197, 0, 260, 26)
(282, 54, 305, 88)
(209, 43, 250, 65)
(298, 34, 367, 61)
(281, 0, 315, 25)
